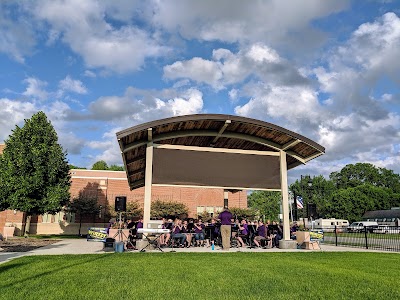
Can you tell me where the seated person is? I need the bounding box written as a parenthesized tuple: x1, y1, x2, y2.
(136, 217, 144, 239)
(194, 219, 205, 246)
(182, 220, 193, 247)
(159, 218, 172, 247)
(236, 219, 248, 248)
(171, 219, 186, 247)
(269, 221, 283, 248)
(290, 222, 299, 240)
(254, 220, 271, 248)
(231, 218, 239, 238)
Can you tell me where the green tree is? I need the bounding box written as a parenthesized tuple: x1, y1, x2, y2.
(247, 191, 281, 221)
(0, 111, 70, 234)
(108, 164, 125, 171)
(290, 175, 336, 219)
(329, 163, 400, 190)
(69, 164, 86, 170)
(67, 195, 99, 236)
(230, 207, 259, 220)
(107, 201, 143, 220)
(150, 200, 188, 219)
(91, 160, 108, 170)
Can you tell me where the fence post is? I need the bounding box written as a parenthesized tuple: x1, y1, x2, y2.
(364, 226, 368, 249)
(335, 225, 338, 247)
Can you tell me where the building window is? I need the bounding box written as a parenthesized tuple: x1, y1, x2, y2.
(42, 213, 52, 223)
(63, 212, 75, 223)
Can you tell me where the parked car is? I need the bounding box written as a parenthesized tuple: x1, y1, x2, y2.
(373, 225, 400, 234)
(347, 221, 378, 233)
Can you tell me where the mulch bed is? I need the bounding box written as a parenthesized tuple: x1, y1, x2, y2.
(0, 238, 60, 252)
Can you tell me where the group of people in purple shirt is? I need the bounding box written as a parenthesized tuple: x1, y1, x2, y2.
(156, 208, 285, 250)
(115, 207, 287, 250)
(159, 217, 220, 248)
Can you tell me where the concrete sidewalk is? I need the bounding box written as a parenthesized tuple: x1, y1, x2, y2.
(1, 239, 395, 265)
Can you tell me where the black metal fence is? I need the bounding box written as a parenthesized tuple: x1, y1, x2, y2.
(321, 225, 400, 252)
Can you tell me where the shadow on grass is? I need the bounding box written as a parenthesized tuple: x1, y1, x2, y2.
(0, 254, 108, 290)
(0, 260, 33, 273)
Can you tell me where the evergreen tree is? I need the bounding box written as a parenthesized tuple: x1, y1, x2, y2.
(0, 111, 70, 233)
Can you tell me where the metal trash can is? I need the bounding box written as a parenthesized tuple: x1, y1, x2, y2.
(114, 241, 124, 253)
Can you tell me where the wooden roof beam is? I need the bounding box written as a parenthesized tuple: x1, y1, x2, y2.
(211, 119, 231, 146)
(126, 155, 146, 166)
(281, 139, 301, 151)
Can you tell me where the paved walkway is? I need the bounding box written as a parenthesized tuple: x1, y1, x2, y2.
(1, 239, 395, 264)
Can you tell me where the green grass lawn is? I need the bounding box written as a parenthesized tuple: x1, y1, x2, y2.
(0, 252, 399, 300)
(324, 232, 400, 239)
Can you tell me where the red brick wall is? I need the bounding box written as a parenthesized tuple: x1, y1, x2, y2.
(70, 169, 247, 218)
(0, 210, 25, 235)
(1, 169, 248, 235)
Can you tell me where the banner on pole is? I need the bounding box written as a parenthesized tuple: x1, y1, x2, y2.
(296, 196, 304, 209)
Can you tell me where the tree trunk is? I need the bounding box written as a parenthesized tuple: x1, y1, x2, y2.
(79, 214, 82, 236)
(24, 215, 31, 236)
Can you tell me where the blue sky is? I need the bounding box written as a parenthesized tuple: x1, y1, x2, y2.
(1, 0, 400, 182)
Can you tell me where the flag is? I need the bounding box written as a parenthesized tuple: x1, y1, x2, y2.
(296, 196, 304, 209)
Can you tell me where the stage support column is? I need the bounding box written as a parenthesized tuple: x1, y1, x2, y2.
(279, 150, 296, 249)
(143, 137, 153, 230)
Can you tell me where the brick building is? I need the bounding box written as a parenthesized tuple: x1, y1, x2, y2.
(0, 146, 247, 235)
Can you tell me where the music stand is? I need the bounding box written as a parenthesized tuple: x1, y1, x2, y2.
(113, 212, 136, 250)
(247, 224, 257, 249)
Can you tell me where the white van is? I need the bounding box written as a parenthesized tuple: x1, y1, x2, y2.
(347, 221, 378, 233)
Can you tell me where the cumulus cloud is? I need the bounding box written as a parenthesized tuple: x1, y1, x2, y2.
(87, 128, 124, 166)
(85, 87, 203, 124)
(22, 77, 49, 101)
(0, 95, 85, 157)
(58, 76, 88, 95)
(152, 0, 348, 47)
(164, 43, 308, 90)
(19, 0, 168, 73)
(235, 84, 325, 135)
(0, 98, 37, 141)
(0, 3, 36, 63)
(310, 12, 400, 164)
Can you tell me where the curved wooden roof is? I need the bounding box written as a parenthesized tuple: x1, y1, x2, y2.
(116, 114, 325, 189)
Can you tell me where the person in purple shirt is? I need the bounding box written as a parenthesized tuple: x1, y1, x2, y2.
(254, 220, 270, 248)
(236, 219, 248, 248)
(182, 220, 193, 247)
(136, 217, 143, 239)
(218, 207, 233, 250)
(171, 219, 186, 247)
(193, 219, 205, 246)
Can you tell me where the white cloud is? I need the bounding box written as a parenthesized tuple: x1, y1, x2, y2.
(25, 0, 168, 73)
(22, 77, 49, 101)
(87, 128, 123, 166)
(86, 87, 203, 124)
(288, 12, 400, 173)
(83, 70, 96, 78)
(0, 3, 36, 63)
(164, 57, 224, 89)
(58, 75, 88, 94)
(164, 43, 307, 90)
(0, 98, 37, 141)
(152, 0, 348, 47)
(235, 84, 325, 133)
